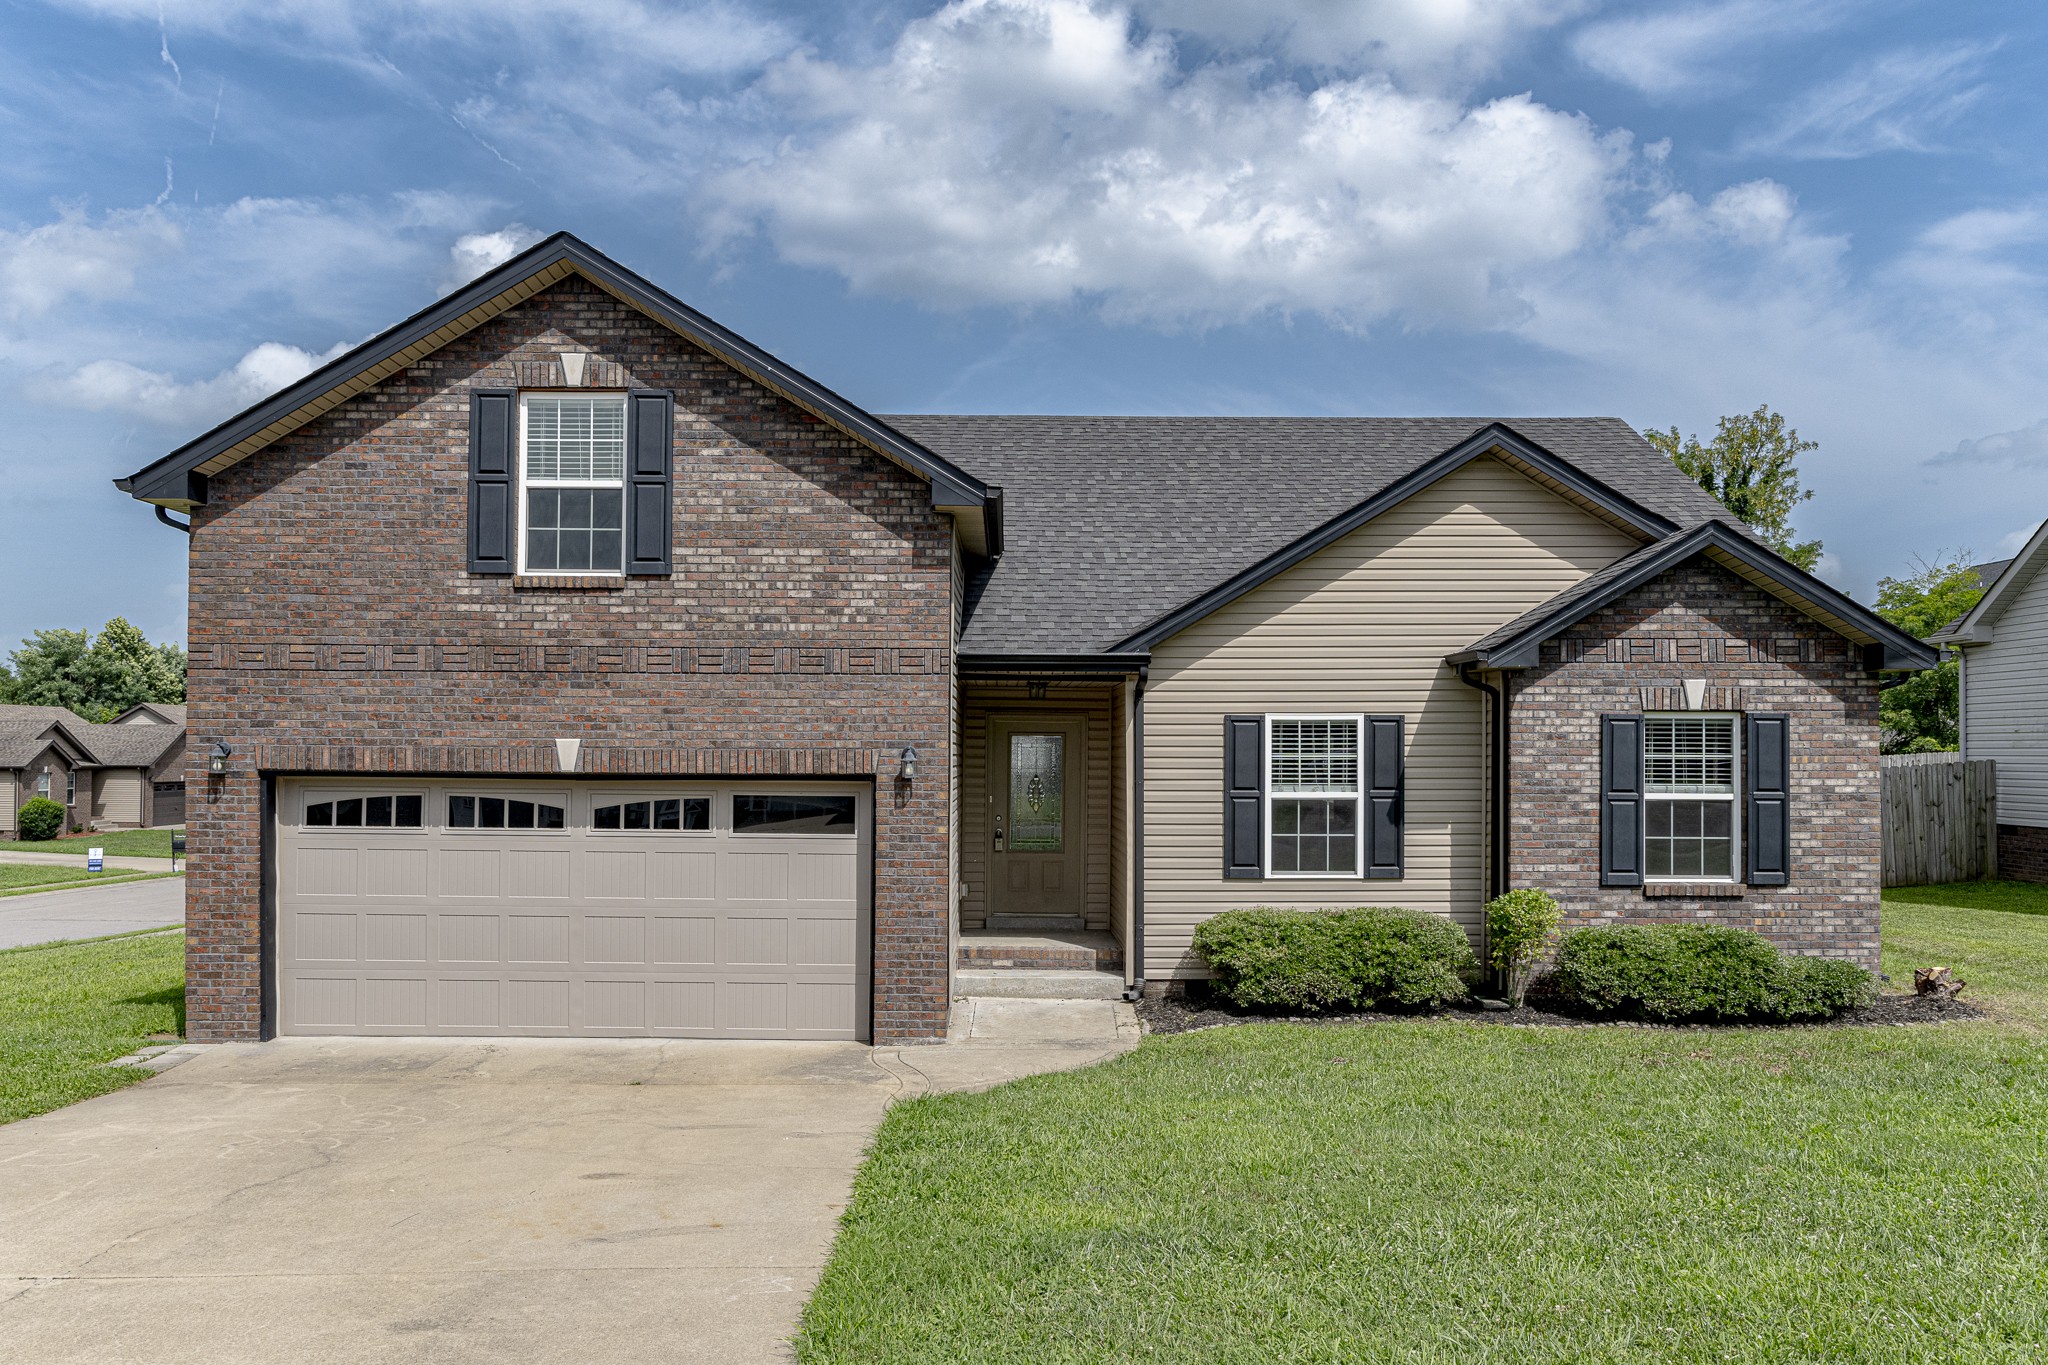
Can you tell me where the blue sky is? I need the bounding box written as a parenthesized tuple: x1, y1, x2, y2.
(2, 0, 2043, 650)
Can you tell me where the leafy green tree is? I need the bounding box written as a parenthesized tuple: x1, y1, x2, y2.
(1648, 405, 1823, 571)
(4, 628, 96, 715)
(2, 618, 186, 723)
(1873, 553, 1984, 753)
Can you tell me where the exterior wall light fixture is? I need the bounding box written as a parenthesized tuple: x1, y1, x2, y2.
(208, 741, 233, 775)
(899, 746, 919, 782)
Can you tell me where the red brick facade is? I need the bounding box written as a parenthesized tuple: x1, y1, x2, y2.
(182, 276, 956, 1043)
(1996, 825, 2048, 884)
(1508, 559, 1883, 966)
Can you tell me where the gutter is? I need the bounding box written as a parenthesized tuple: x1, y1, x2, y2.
(1124, 665, 1148, 1002)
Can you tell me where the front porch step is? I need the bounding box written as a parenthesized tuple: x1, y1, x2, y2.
(958, 929, 1122, 972)
(987, 913, 1087, 932)
(955, 968, 1128, 1001)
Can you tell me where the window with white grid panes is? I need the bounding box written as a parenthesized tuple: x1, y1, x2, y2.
(1643, 715, 1740, 879)
(1267, 716, 1362, 876)
(520, 394, 626, 574)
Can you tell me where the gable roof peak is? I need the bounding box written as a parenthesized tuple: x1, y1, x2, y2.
(114, 232, 993, 550)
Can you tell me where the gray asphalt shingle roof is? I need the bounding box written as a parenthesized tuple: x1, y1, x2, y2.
(882, 416, 1735, 655)
(0, 705, 183, 770)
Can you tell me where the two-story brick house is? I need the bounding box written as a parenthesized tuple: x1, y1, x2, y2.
(118, 234, 1933, 1045)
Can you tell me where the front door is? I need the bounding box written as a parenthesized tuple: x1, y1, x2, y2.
(989, 716, 1087, 926)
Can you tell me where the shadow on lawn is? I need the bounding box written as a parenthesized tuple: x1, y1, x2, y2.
(119, 983, 186, 1035)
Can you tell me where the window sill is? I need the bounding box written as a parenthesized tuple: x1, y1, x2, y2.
(512, 575, 627, 591)
(1642, 881, 1745, 899)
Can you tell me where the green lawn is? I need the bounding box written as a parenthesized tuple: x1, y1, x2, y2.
(798, 888, 2048, 1364)
(0, 828, 181, 858)
(0, 864, 181, 898)
(0, 929, 184, 1125)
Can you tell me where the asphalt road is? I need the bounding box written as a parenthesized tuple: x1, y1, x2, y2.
(0, 875, 183, 949)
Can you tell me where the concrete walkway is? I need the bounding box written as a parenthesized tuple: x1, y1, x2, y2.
(0, 875, 183, 949)
(0, 999, 1139, 1364)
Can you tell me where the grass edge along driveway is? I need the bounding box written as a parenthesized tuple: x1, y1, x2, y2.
(797, 889, 2048, 1364)
(0, 929, 183, 1125)
(0, 865, 182, 899)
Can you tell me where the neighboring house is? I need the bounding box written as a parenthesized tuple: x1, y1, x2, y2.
(1932, 522, 2048, 880)
(0, 704, 187, 835)
(116, 233, 1933, 1046)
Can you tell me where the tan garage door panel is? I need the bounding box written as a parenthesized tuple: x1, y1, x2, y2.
(277, 780, 870, 1040)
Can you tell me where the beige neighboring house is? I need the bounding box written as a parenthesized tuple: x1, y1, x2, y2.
(0, 703, 186, 836)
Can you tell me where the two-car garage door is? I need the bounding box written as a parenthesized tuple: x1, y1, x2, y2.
(276, 779, 870, 1040)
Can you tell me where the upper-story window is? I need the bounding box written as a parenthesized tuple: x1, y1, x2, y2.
(520, 394, 626, 575)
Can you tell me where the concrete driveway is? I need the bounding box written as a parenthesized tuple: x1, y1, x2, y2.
(0, 875, 183, 949)
(0, 1015, 1137, 1363)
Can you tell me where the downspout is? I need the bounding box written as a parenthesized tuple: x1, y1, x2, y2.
(155, 506, 192, 534)
(1123, 665, 1148, 1002)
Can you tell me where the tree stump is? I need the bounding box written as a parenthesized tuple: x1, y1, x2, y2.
(1914, 966, 1967, 999)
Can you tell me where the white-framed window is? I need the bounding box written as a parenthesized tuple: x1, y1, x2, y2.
(1265, 715, 1363, 877)
(1644, 714, 1740, 880)
(65, 770, 75, 806)
(518, 392, 627, 575)
(36, 770, 50, 798)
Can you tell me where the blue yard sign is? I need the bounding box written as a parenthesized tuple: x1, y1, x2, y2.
(87, 847, 104, 872)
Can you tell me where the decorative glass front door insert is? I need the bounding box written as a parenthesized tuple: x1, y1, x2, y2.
(1009, 733, 1065, 851)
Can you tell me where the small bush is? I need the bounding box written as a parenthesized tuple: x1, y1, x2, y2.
(1550, 923, 1873, 1022)
(1192, 907, 1476, 1013)
(15, 797, 66, 841)
(1485, 888, 1562, 1007)
(1766, 954, 1878, 1019)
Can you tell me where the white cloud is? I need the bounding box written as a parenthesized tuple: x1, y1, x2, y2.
(709, 0, 1631, 328)
(1889, 206, 2046, 296)
(441, 224, 545, 292)
(1742, 43, 1992, 159)
(0, 206, 180, 318)
(1132, 0, 1591, 84)
(26, 339, 353, 429)
(1938, 418, 2048, 469)
(53, 0, 789, 75)
(1572, 0, 1843, 98)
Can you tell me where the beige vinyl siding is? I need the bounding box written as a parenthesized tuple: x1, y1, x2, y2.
(1963, 559, 2048, 825)
(1142, 455, 1643, 975)
(94, 769, 145, 826)
(960, 685, 1116, 932)
(0, 771, 15, 834)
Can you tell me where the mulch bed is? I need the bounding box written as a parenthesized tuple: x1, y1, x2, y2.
(1136, 985, 1989, 1036)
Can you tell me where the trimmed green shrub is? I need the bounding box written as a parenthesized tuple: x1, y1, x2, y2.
(1766, 953, 1878, 1019)
(15, 797, 66, 841)
(1192, 907, 1476, 1012)
(1485, 888, 1562, 1007)
(1550, 923, 1873, 1022)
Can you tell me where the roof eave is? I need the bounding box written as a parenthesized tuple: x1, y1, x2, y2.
(1451, 521, 1940, 672)
(115, 232, 988, 519)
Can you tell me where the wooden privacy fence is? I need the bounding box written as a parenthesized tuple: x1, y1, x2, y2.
(1881, 754, 1996, 887)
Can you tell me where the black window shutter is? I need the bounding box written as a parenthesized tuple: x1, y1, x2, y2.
(1746, 713, 1791, 886)
(1364, 715, 1404, 879)
(467, 388, 516, 574)
(625, 389, 674, 575)
(1600, 714, 1644, 887)
(1223, 715, 1264, 879)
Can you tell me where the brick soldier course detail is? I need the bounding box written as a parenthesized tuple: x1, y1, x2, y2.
(184, 277, 955, 1043)
(1510, 559, 1883, 967)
